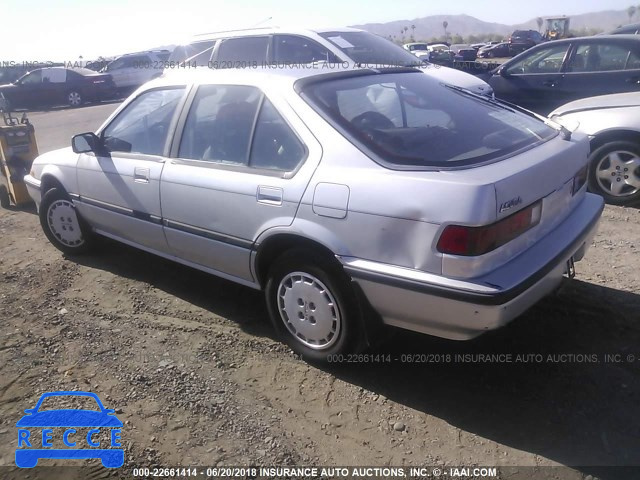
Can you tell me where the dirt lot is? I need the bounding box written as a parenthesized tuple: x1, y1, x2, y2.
(0, 106, 640, 480)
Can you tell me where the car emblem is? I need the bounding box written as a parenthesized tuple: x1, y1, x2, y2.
(499, 196, 523, 213)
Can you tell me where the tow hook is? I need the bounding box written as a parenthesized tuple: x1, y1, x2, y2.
(565, 256, 576, 279)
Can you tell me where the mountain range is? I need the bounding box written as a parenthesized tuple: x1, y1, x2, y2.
(351, 9, 637, 40)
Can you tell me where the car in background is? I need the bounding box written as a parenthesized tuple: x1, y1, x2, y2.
(168, 27, 493, 96)
(607, 23, 640, 35)
(101, 50, 170, 94)
(477, 42, 529, 59)
(24, 66, 602, 361)
(418, 43, 453, 67)
(488, 35, 640, 114)
(403, 42, 429, 53)
(509, 30, 544, 47)
(549, 92, 640, 205)
(0, 67, 115, 109)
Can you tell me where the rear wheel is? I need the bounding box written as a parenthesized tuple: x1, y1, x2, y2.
(588, 140, 640, 205)
(67, 91, 82, 107)
(265, 249, 361, 362)
(39, 187, 94, 254)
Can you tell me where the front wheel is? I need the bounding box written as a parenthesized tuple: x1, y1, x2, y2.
(39, 187, 94, 254)
(588, 140, 640, 205)
(265, 249, 361, 362)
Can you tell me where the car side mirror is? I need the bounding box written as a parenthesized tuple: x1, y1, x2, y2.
(24, 408, 35, 414)
(72, 132, 104, 154)
(499, 67, 511, 77)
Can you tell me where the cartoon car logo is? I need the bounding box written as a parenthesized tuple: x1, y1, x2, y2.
(15, 391, 124, 468)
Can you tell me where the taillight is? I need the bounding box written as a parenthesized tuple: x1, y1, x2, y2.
(572, 165, 588, 195)
(437, 201, 542, 256)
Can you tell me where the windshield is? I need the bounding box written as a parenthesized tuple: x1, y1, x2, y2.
(300, 71, 556, 169)
(319, 31, 424, 68)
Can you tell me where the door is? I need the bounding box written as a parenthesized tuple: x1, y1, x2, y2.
(490, 42, 571, 113)
(41, 68, 68, 106)
(160, 84, 321, 283)
(563, 40, 640, 104)
(12, 70, 44, 108)
(75, 87, 186, 252)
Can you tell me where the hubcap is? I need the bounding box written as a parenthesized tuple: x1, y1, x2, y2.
(68, 92, 81, 106)
(277, 272, 341, 350)
(595, 150, 640, 197)
(47, 200, 84, 247)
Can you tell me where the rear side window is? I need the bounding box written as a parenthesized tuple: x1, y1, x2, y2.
(250, 98, 305, 171)
(301, 72, 556, 169)
(216, 37, 269, 67)
(102, 88, 185, 155)
(178, 85, 305, 171)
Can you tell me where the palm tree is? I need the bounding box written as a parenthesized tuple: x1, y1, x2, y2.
(536, 17, 544, 32)
(628, 5, 637, 22)
(411, 24, 416, 41)
(442, 20, 449, 42)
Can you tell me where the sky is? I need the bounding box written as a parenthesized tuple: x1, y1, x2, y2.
(1, 0, 636, 61)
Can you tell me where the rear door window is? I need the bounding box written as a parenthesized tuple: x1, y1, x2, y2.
(272, 35, 338, 65)
(216, 37, 269, 67)
(178, 85, 261, 164)
(568, 43, 632, 72)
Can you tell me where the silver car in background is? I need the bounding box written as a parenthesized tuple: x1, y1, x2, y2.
(24, 67, 603, 362)
(550, 92, 640, 206)
(169, 27, 493, 96)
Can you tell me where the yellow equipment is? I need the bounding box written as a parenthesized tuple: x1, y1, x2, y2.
(0, 96, 38, 208)
(544, 16, 571, 41)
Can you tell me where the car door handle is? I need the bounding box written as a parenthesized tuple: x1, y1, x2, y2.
(257, 186, 283, 206)
(542, 79, 558, 87)
(626, 76, 640, 84)
(134, 167, 150, 184)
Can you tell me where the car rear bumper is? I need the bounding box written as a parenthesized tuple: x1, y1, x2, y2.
(341, 193, 604, 340)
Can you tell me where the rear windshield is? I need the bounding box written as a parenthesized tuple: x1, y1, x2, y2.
(300, 71, 557, 169)
(319, 31, 423, 68)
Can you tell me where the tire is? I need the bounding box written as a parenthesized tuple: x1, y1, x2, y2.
(39, 187, 94, 254)
(588, 140, 640, 206)
(67, 90, 82, 107)
(0, 184, 10, 208)
(265, 249, 361, 362)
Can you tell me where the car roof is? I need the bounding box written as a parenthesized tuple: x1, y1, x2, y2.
(189, 26, 365, 42)
(152, 65, 420, 91)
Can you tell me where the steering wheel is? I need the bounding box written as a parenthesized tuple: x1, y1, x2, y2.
(351, 111, 395, 131)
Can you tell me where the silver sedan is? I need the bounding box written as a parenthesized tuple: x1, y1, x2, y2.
(550, 92, 640, 206)
(24, 67, 603, 361)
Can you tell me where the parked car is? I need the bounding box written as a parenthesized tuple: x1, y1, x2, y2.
(168, 27, 493, 96)
(509, 30, 544, 47)
(101, 50, 170, 93)
(477, 42, 529, 59)
(403, 42, 429, 52)
(24, 67, 603, 361)
(607, 23, 640, 35)
(417, 43, 453, 67)
(489, 35, 640, 114)
(549, 92, 640, 205)
(0, 67, 115, 109)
